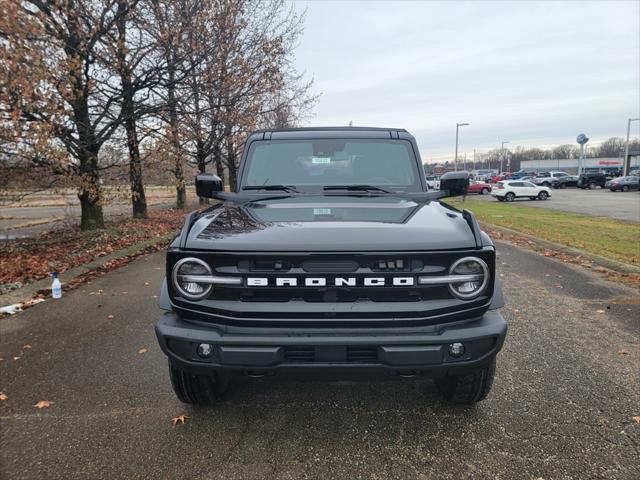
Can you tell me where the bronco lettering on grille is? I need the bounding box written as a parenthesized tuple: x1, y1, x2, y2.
(246, 277, 415, 287)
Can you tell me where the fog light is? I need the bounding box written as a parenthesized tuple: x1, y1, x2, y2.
(197, 343, 214, 359)
(448, 342, 465, 358)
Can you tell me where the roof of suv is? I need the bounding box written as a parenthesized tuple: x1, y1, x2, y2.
(248, 126, 413, 141)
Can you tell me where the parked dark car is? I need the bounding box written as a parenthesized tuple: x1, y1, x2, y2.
(577, 173, 607, 189)
(606, 176, 640, 192)
(155, 127, 506, 406)
(551, 175, 578, 188)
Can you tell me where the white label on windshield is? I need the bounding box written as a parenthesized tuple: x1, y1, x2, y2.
(314, 208, 331, 215)
(311, 157, 331, 164)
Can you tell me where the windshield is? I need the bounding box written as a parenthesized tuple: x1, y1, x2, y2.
(241, 139, 421, 191)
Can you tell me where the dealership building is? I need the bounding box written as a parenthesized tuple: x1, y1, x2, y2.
(520, 157, 639, 175)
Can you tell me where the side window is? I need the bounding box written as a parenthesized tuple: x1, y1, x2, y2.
(523, 182, 536, 188)
(556, 173, 568, 178)
(510, 182, 524, 187)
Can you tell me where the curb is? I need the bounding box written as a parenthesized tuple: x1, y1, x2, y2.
(0, 232, 175, 308)
(482, 223, 640, 275)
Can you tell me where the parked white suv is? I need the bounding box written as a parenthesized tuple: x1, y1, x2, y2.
(425, 175, 440, 189)
(533, 171, 570, 187)
(492, 180, 552, 202)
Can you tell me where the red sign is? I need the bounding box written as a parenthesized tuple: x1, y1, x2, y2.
(598, 160, 621, 165)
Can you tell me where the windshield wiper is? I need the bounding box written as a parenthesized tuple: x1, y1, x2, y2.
(323, 184, 391, 193)
(242, 185, 300, 193)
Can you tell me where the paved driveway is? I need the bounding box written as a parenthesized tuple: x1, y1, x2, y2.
(1, 244, 639, 479)
(478, 187, 640, 222)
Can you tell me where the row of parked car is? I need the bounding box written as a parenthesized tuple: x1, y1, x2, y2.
(424, 171, 639, 201)
(525, 172, 640, 191)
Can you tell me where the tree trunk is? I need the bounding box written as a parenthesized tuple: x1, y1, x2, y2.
(78, 151, 104, 230)
(116, 1, 147, 218)
(227, 136, 237, 191)
(166, 48, 186, 209)
(214, 141, 225, 189)
(128, 138, 147, 218)
(196, 146, 209, 205)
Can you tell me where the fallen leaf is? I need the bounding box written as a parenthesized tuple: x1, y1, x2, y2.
(107, 314, 114, 319)
(0, 392, 7, 401)
(138, 348, 148, 355)
(171, 414, 189, 426)
(13, 356, 21, 361)
(144, 282, 150, 286)
(33, 400, 54, 409)
(596, 309, 605, 313)
(617, 349, 629, 356)
(22, 344, 32, 350)
(632, 416, 640, 424)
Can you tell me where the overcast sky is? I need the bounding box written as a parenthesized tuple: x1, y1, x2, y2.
(291, 0, 640, 162)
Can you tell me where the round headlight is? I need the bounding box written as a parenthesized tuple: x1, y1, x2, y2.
(172, 257, 213, 300)
(448, 257, 489, 300)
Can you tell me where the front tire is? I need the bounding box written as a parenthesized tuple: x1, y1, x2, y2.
(436, 357, 496, 404)
(169, 363, 229, 405)
(481, 188, 489, 195)
(538, 191, 549, 200)
(505, 192, 515, 202)
(622, 185, 629, 192)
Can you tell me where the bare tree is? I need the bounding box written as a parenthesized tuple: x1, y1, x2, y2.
(0, 0, 133, 230)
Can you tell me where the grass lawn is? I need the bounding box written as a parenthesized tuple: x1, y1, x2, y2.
(446, 198, 640, 267)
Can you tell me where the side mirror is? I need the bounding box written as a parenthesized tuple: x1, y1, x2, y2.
(195, 173, 223, 198)
(439, 171, 470, 197)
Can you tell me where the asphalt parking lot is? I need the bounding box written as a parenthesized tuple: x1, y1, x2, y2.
(477, 187, 640, 222)
(1, 243, 639, 479)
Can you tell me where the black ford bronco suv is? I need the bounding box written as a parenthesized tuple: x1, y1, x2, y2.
(155, 127, 506, 405)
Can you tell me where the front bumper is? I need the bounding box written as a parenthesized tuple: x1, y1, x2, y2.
(156, 311, 507, 377)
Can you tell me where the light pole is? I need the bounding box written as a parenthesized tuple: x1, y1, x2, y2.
(623, 118, 640, 176)
(454, 122, 469, 171)
(500, 141, 509, 174)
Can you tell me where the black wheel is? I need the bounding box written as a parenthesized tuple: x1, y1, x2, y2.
(622, 185, 629, 192)
(558, 183, 565, 189)
(505, 192, 515, 202)
(589, 182, 596, 190)
(169, 362, 229, 405)
(436, 357, 496, 405)
(538, 191, 548, 200)
(481, 187, 489, 195)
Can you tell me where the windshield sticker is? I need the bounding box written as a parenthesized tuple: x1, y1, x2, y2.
(311, 157, 331, 164)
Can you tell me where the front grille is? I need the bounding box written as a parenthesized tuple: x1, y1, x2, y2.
(168, 249, 495, 323)
(346, 346, 378, 362)
(212, 286, 438, 303)
(283, 346, 314, 362)
(283, 346, 379, 363)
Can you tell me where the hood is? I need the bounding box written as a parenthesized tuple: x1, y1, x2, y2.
(185, 196, 477, 252)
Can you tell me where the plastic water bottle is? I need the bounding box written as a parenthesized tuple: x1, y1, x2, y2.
(51, 272, 62, 299)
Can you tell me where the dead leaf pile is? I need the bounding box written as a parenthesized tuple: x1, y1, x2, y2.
(0, 210, 184, 286)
